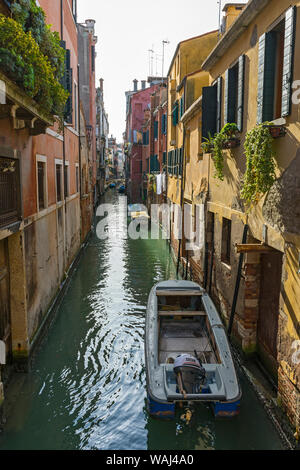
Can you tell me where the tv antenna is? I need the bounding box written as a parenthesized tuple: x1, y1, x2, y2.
(218, 0, 222, 41)
(162, 40, 170, 79)
(148, 47, 154, 76)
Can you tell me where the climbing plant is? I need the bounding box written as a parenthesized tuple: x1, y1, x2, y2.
(0, 12, 67, 116)
(241, 123, 277, 204)
(202, 123, 240, 181)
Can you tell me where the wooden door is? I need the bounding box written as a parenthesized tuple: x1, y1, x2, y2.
(257, 251, 282, 364)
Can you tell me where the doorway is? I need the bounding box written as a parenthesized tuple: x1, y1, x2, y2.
(257, 250, 283, 378)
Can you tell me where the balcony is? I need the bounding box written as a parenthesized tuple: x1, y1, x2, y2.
(0, 71, 53, 135)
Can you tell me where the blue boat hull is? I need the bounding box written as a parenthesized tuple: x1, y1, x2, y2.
(213, 400, 240, 418)
(148, 396, 240, 420)
(147, 396, 175, 420)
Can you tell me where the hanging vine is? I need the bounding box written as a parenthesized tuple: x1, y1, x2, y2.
(202, 123, 240, 181)
(241, 122, 277, 204)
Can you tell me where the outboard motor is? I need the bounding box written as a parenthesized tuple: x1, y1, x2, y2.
(174, 354, 206, 396)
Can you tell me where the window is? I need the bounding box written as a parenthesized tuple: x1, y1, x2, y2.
(56, 163, 63, 202)
(172, 100, 179, 126)
(37, 158, 47, 211)
(154, 120, 158, 140)
(221, 218, 232, 265)
(179, 95, 185, 119)
(91, 46, 95, 72)
(257, 7, 297, 122)
(161, 113, 167, 135)
(64, 164, 69, 197)
(0, 157, 20, 228)
(74, 82, 78, 131)
(224, 55, 245, 130)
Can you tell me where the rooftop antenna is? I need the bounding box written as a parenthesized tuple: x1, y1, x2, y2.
(218, 0, 222, 41)
(162, 39, 170, 80)
(148, 47, 154, 76)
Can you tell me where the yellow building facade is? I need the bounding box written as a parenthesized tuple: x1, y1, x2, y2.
(194, 0, 300, 430)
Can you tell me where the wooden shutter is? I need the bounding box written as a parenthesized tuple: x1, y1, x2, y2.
(237, 55, 245, 132)
(224, 67, 237, 124)
(172, 101, 179, 126)
(257, 32, 277, 123)
(281, 6, 297, 117)
(216, 77, 223, 133)
(202, 86, 217, 141)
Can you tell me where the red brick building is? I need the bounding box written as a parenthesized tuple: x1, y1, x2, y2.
(0, 0, 97, 417)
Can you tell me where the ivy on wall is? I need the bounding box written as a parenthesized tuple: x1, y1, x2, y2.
(0, 0, 67, 116)
(241, 123, 277, 204)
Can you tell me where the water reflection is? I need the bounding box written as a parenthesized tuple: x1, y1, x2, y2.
(0, 191, 283, 450)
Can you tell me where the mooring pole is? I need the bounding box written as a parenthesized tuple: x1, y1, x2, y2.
(228, 224, 249, 338)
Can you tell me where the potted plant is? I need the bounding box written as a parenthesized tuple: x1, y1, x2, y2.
(202, 132, 214, 154)
(263, 123, 286, 139)
(221, 123, 240, 149)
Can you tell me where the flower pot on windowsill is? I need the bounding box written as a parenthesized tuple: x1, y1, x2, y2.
(265, 125, 287, 139)
(222, 137, 240, 149)
(202, 144, 214, 154)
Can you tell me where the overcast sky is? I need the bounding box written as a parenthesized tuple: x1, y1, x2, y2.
(77, 0, 245, 142)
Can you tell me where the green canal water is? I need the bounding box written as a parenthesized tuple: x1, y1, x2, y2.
(0, 192, 284, 450)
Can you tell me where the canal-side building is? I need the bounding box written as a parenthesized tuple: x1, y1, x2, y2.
(191, 0, 300, 430)
(77, 18, 98, 202)
(166, 30, 219, 263)
(96, 79, 109, 197)
(141, 83, 168, 207)
(0, 0, 97, 420)
(124, 81, 159, 202)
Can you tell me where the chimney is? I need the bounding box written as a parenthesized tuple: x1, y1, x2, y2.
(222, 3, 246, 34)
(133, 79, 138, 92)
(85, 19, 96, 34)
(99, 78, 104, 92)
(141, 80, 146, 90)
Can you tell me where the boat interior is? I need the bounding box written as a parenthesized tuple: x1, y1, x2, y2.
(157, 292, 221, 366)
(156, 290, 226, 399)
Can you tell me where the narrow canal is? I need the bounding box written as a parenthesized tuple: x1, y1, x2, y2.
(0, 192, 284, 450)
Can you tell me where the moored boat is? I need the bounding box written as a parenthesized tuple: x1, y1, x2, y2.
(145, 280, 241, 419)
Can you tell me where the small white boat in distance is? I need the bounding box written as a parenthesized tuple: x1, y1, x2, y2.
(145, 280, 241, 419)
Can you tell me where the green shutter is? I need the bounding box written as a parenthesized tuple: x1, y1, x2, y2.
(216, 77, 222, 132)
(172, 101, 179, 126)
(179, 147, 183, 176)
(224, 67, 237, 124)
(180, 95, 184, 119)
(281, 6, 297, 117)
(257, 32, 277, 123)
(202, 86, 217, 141)
(237, 55, 245, 132)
